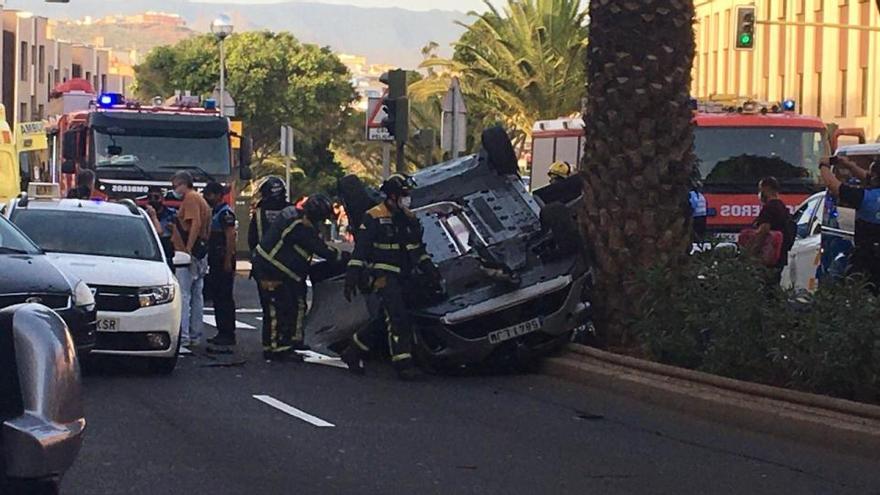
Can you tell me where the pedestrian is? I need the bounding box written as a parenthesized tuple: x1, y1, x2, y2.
(66, 169, 96, 200)
(341, 174, 443, 380)
(751, 176, 795, 284)
(144, 186, 178, 270)
(820, 156, 880, 292)
(252, 194, 343, 361)
(548, 161, 572, 185)
(202, 182, 238, 352)
(170, 171, 211, 350)
(689, 181, 708, 243)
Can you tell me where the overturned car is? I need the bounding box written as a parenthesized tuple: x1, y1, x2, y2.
(305, 128, 592, 368)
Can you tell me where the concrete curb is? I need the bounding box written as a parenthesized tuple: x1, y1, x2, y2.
(543, 344, 880, 459)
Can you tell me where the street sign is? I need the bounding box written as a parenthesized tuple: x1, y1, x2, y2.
(366, 96, 394, 142)
(441, 77, 467, 157)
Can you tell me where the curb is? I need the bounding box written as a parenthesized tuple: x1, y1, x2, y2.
(543, 344, 880, 459)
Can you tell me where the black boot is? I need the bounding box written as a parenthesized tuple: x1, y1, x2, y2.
(394, 359, 420, 381)
(340, 346, 366, 375)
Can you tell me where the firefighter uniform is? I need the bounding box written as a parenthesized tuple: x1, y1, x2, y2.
(252, 202, 341, 358)
(204, 201, 237, 346)
(345, 202, 437, 369)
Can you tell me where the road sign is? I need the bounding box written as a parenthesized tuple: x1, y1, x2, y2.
(441, 77, 467, 157)
(366, 96, 394, 142)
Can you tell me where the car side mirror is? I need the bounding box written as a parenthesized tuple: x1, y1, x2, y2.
(61, 160, 76, 174)
(172, 251, 192, 267)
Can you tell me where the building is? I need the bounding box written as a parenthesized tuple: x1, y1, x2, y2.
(0, 7, 133, 128)
(693, 0, 880, 140)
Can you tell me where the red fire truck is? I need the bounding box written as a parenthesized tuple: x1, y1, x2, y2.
(48, 79, 251, 204)
(531, 99, 829, 234)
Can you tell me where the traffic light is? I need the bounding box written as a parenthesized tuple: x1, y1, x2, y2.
(735, 6, 756, 50)
(380, 69, 409, 143)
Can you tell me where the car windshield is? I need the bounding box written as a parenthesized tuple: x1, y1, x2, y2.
(92, 125, 231, 177)
(11, 209, 162, 261)
(694, 127, 827, 189)
(0, 216, 40, 254)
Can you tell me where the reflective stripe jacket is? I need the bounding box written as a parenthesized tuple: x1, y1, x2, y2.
(348, 203, 432, 276)
(248, 202, 290, 254)
(253, 206, 341, 282)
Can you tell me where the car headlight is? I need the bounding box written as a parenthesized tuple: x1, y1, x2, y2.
(138, 285, 175, 308)
(73, 280, 96, 311)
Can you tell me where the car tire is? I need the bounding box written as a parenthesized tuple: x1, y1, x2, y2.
(481, 126, 519, 175)
(148, 336, 180, 375)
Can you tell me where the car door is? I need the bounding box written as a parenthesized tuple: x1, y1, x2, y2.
(785, 193, 823, 291)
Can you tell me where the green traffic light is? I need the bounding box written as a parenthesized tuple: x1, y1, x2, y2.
(740, 33, 753, 46)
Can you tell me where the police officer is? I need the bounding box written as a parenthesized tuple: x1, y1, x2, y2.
(548, 161, 572, 185)
(252, 194, 342, 361)
(689, 180, 708, 242)
(203, 182, 238, 351)
(341, 174, 442, 380)
(821, 156, 880, 292)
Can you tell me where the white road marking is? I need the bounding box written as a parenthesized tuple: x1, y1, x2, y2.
(295, 350, 348, 369)
(253, 395, 335, 428)
(202, 315, 257, 330)
(204, 308, 263, 314)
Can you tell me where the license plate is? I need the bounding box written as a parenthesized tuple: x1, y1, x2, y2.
(488, 318, 542, 344)
(97, 317, 120, 332)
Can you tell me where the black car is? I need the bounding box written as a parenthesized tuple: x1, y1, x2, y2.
(0, 215, 96, 354)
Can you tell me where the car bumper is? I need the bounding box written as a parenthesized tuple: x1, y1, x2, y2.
(415, 272, 591, 366)
(91, 296, 181, 358)
(55, 305, 97, 355)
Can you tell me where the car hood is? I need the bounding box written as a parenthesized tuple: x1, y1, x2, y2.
(0, 254, 74, 294)
(46, 253, 171, 287)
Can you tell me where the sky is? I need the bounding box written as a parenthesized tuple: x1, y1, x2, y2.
(187, 0, 495, 12)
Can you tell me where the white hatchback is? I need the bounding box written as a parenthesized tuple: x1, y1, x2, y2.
(7, 197, 182, 373)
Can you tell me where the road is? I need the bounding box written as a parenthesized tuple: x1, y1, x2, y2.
(62, 277, 880, 495)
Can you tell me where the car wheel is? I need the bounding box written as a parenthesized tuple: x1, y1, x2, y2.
(481, 126, 519, 175)
(148, 336, 180, 375)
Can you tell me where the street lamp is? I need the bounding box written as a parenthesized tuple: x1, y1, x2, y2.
(211, 14, 234, 117)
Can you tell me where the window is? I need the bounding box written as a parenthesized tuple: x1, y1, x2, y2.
(0, 217, 41, 255)
(19, 42, 27, 82)
(38, 46, 45, 84)
(101, 74, 107, 92)
(37, 104, 44, 120)
(798, 74, 805, 113)
(71, 64, 81, 79)
(839, 69, 848, 117)
(859, 67, 868, 116)
(19, 103, 26, 123)
(29, 96, 36, 119)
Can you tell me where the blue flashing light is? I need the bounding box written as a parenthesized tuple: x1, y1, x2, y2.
(782, 99, 796, 112)
(98, 93, 124, 108)
(203, 99, 217, 110)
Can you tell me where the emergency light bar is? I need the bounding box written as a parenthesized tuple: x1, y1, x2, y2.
(98, 93, 124, 108)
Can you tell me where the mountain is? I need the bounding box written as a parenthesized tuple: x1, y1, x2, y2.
(8, 0, 469, 67)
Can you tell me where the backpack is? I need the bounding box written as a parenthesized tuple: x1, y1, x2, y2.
(782, 213, 797, 257)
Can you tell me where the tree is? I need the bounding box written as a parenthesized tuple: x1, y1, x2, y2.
(410, 0, 588, 152)
(134, 31, 356, 194)
(580, 0, 697, 345)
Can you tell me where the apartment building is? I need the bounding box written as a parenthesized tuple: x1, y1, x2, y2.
(0, 8, 133, 128)
(693, 0, 880, 140)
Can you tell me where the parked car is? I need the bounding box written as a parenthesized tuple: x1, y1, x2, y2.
(0, 215, 96, 354)
(306, 127, 592, 368)
(1, 304, 85, 494)
(7, 197, 182, 374)
(781, 192, 826, 291)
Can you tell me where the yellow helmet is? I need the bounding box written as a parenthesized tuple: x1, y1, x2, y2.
(548, 161, 572, 180)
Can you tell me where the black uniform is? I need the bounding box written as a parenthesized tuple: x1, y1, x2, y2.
(839, 184, 880, 291)
(347, 203, 436, 367)
(253, 206, 342, 356)
(204, 203, 237, 345)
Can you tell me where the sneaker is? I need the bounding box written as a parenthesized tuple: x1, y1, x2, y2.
(179, 346, 193, 355)
(340, 346, 366, 375)
(291, 341, 311, 352)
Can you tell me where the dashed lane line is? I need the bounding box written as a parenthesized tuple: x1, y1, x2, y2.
(253, 395, 335, 428)
(202, 315, 257, 330)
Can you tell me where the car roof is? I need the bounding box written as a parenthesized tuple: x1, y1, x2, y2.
(835, 143, 880, 156)
(11, 198, 143, 217)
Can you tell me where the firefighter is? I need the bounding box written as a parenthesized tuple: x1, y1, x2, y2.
(203, 182, 238, 352)
(248, 177, 291, 256)
(341, 174, 443, 380)
(252, 194, 342, 361)
(548, 161, 572, 185)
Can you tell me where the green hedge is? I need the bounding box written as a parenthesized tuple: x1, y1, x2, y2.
(631, 251, 880, 404)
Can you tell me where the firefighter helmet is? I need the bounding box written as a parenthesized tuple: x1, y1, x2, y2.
(303, 193, 334, 223)
(548, 161, 572, 181)
(258, 176, 287, 203)
(380, 174, 415, 198)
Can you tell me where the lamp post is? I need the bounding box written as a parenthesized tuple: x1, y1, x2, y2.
(211, 14, 234, 117)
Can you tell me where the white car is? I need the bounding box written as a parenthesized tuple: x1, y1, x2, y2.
(6, 197, 182, 373)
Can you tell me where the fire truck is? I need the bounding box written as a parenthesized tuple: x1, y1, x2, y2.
(48, 79, 251, 204)
(531, 98, 829, 234)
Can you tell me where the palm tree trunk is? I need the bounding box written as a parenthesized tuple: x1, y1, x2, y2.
(580, 0, 697, 346)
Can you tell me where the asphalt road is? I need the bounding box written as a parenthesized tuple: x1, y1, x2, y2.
(61, 277, 880, 495)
